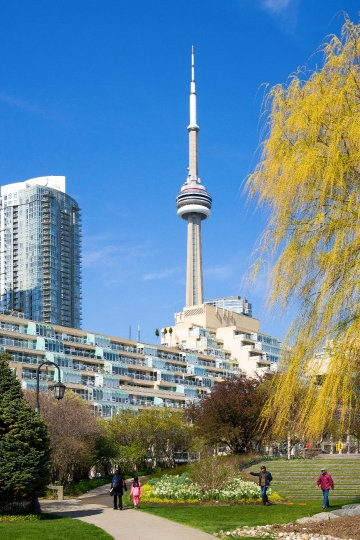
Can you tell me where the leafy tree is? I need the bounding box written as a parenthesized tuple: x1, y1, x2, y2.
(186, 375, 272, 453)
(116, 441, 147, 473)
(25, 390, 103, 485)
(246, 16, 360, 439)
(0, 354, 50, 502)
(155, 329, 160, 343)
(169, 327, 173, 345)
(104, 408, 193, 470)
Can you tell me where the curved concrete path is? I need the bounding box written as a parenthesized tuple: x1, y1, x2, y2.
(40, 498, 213, 540)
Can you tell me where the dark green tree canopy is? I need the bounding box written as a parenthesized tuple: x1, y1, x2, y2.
(0, 354, 51, 499)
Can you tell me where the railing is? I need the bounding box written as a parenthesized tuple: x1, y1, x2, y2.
(82, 378, 95, 386)
(174, 377, 203, 387)
(128, 373, 157, 381)
(121, 356, 147, 367)
(0, 322, 26, 334)
(10, 354, 45, 365)
(128, 398, 154, 406)
(165, 364, 187, 373)
(22, 371, 54, 381)
(163, 402, 186, 409)
(156, 351, 181, 361)
(65, 348, 95, 358)
(55, 333, 87, 345)
(108, 342, 137, 354)
(0, 309, 26, 319)
(174, 452, 199, 462)
(73, 362, 105, 373)
(0, 337, 36, 349)
(197, 359, 216, 367)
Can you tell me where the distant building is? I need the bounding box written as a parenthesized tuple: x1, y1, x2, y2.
(1, 310, 241, 417)
(0, 176, 82, 328)
(162, 303, 281, 373)
(206, 296, 252, 317)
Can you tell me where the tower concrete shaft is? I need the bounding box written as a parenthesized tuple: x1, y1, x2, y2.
(186, 214, 204, 306)
(176, 47, 212, 307)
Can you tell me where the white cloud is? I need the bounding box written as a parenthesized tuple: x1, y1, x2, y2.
(82, 245, 122, 266)
(262, 0, 291, 12)
(0, 92, 58, 121)
(257, 0, 299, 33)
(143, 268, 179, 281)
(203, 264, 236, 280)
(106, 203, 132, 218)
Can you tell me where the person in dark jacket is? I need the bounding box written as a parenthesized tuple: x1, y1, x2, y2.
(249, 466, 273, 505)
(111, 470, 127, 510)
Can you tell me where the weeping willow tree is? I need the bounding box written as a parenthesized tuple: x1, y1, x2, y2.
(247, 16, 360, 441)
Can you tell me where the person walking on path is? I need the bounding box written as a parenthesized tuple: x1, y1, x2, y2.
(316, 467, 334, 508)
(110, 470, 127, 510)
(249, 465, 273, 505)
(130, 476, 142, 509)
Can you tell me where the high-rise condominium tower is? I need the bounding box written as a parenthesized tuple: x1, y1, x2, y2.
(0, 176, 82, 328)
(176, 47, 212, 307)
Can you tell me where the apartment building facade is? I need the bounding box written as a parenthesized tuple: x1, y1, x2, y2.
(0, 310, 241, 417)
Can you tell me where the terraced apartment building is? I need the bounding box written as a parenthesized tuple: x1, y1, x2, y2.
(1, 310, 241, 417)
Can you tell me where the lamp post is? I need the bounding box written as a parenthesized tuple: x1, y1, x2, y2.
(32, 360, 66, 514)
(35, 360, 66, 413)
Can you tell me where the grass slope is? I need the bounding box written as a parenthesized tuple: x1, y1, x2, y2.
(139, 500, 354, 534)
(0, 517, 113, 540)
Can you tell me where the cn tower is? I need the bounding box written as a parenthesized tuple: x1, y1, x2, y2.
(176, 47, 212, 307)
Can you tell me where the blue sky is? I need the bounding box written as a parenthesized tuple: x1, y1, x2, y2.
(0, 1, 356, 343)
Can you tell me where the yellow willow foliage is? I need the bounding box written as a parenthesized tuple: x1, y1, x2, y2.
(246, 17, 360, 440)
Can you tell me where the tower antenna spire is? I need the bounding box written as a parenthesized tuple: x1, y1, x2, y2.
(188, 46, 199, 181)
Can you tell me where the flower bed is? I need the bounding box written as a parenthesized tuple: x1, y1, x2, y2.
(141, 473, 281, 504)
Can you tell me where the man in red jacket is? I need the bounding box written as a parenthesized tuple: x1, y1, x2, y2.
(316, 467, 334, 508)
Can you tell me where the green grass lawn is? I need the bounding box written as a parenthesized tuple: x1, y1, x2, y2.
(64, 476, 113, 497)
(138, 500, 354, 535)
(0, 516, 113, 540)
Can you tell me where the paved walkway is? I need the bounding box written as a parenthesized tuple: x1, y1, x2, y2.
(40, 498, 213, 540)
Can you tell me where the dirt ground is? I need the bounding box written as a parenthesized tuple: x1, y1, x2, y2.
(273, 514, 360, 539)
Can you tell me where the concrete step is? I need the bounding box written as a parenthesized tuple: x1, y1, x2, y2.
(261, 465, 360, 468)
(276, 496, 360, 500)
(314, 454, 360, 459)
(261, 463, 360, 466)
(249, 459, 360, 500)
(271, 477, 360, 489)
(251, 467, 360, 473)
(271, 486, 360, 497)
(258, 463, 360, 468)
(268, 475, 360, 479)
(250, 472, 360, 475)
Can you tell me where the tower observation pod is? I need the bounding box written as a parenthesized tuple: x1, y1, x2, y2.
(176, 47, 212, 307)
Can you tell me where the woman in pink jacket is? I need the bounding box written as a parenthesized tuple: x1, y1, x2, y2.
(316, 467, 334, 509)
(130, 476, 142, 509)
